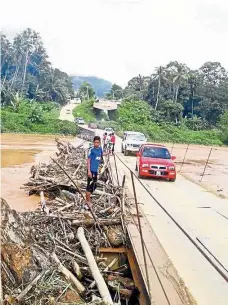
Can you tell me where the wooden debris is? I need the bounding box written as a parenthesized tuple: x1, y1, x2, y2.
(77, 227, 113, 304)
(51, 252, 85, 294)
(1, 139, 136, 305)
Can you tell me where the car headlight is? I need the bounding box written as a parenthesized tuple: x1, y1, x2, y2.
(169, 166, 175, 171)
(142, 164, 149, 168)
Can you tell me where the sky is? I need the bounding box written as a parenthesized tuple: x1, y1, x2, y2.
(1, 0, 228, 86)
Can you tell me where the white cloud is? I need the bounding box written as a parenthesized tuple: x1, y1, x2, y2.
(1, 0, 228, 86)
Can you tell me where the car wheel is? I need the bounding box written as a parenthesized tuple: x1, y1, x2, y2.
(169, 178, 176, 182)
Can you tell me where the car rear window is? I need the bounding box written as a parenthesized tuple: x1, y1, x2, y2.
(127, 134, 145, 141)
(142, 147, 171, 159)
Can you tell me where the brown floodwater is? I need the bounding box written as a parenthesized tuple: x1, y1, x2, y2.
(0, 133, 75, 212)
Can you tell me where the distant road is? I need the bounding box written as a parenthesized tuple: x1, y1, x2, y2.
(59, 103, 78, 122)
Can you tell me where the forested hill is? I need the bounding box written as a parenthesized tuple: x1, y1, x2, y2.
(71, 76, 112, 97)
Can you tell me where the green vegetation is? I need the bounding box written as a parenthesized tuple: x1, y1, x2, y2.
(72, 100, 96, 122)
(1, 100, 78, 135)
(218, 111, 228, 144)
(101, 61, 228, 146)
(76, 82, 96, 101)
(106, 84, 123, 100)
(1, 28, 73, 106)
(1, 28, 77, 136)
(1, 28, 227, 144)
(115, 101, 222, 145)
(72, 99, 108, 122)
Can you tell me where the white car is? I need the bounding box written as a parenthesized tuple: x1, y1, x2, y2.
(121, 131, 147, 156)
(104, 127, 114, 135)
(75, 117, 85, 125)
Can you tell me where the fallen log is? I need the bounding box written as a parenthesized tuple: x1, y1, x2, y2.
(72, 218, 121, 226)
(57, 202, 74, 213)
(77, 227, 113, 304)
(51, 252, 85, 294)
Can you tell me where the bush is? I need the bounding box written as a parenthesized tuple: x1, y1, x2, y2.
(117, 100, 152, 129)
(218, 111, 228, 144)
(1, 102, 78, 136)
(72, 100, 97, 122)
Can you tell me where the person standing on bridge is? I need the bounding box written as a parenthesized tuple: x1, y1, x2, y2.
(86, 136, 108, 208)
(103, 133, 107, 152)
(110, 133, 116, 154)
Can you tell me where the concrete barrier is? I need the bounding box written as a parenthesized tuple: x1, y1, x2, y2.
(78, 126, 95, 142)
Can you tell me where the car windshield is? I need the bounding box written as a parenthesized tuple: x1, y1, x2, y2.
(127, 134, 145, 141)
(142, 147, 171, 159)
(106, 128, 113, 131)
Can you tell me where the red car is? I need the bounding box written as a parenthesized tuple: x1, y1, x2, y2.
(135, 143, 176, 181)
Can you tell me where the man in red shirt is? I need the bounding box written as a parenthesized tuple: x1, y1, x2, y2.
(110, 133, 116, 154)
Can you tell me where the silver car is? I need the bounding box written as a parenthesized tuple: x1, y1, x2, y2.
(121, 131, 147, 156)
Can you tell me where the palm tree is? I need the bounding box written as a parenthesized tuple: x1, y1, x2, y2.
(126, 74, 150, 100)
(153, 66, 166, 110)
(167, 62, 189, 103)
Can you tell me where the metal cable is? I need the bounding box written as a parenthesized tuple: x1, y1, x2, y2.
(114, 153, 228, 283)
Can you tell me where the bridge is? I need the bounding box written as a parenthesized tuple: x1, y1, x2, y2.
(93, 99, 121, 113)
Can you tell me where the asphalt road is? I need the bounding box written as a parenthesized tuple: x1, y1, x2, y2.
(90, 128, 228, 305)
(116, 140, 228, 305)
(59, 103, 78, 122)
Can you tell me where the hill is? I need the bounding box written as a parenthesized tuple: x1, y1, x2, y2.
(71, 76, 112, 97)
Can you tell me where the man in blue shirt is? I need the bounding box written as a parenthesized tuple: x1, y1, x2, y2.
(86, 136, 106, 207)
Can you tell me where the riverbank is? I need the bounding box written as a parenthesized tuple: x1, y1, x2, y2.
(0, 133, 79, 212)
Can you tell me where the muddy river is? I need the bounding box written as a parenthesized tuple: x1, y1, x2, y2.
(0, 133, 77, 212)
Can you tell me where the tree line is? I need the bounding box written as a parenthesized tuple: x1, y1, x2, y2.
(1, 28, 73, 107)
(107, 61, 228, 130)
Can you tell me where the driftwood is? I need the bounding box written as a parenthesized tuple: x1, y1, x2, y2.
(51, 252, 85, 294)
(77, 227, 113, 304)
(72, 218, 121, 226)
(1, 139, 133, 305)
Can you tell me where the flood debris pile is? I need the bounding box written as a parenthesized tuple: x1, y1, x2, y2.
(1, 139, 139, 305)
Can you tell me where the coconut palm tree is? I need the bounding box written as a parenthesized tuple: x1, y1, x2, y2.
(152, 66, 167, 110)
(166, 61, 189, 103)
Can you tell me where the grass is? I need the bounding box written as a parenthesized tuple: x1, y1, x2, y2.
(1, 101, 78, 136)
(72, 100, 97, 122)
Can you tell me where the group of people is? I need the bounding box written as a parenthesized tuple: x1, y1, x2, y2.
(102, 132, 115, 154)
(85, 133, 116, 208)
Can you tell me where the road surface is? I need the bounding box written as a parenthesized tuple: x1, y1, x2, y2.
(115, 139, 228, 305)
(59, 103, 78, 122)
(91, 128, 228, 305)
